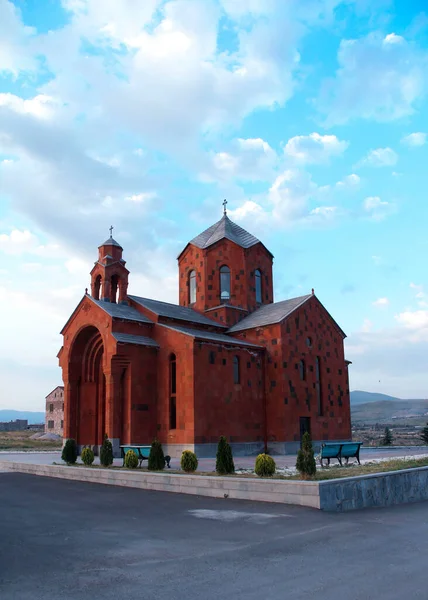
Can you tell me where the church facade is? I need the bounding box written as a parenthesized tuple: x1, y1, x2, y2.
(58, 211, 352, 457)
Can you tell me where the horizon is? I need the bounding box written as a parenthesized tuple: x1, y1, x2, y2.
(0, 0, 427, 410)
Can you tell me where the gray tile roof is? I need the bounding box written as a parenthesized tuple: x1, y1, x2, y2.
(112, 332, 159, 348)
(129, 296, 227, 329)
(160, 324, 264, 348)
(89, 296, 153, 324)
(98, 236, 122, 249)
(228, 295, 312, 333)
(188, 215, 271, 255)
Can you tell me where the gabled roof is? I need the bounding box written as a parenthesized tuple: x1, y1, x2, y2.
(45, 385, 64, 399)
(129, 296, 227, 329)
(160, 323, 264, 349)
(178, 214, 273, 258)
(112, 332, 159, 348)
(228, 295, 312, 333)
(60, 295, 153, 334)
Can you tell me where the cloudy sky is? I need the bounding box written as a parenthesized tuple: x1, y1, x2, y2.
(0, 0, 427, 410)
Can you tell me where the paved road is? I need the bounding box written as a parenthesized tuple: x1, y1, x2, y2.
(1, 474, 427, 599)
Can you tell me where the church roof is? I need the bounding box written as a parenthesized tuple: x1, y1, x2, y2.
(89, 297, 153, 324)
(179, 214, 273, 258)
(112, 332, 159, 348)
(228, 294, 312, 333)
(129, 296, 227, 329)
(98, 236, 122, 249)
(160, 324, 264, 348)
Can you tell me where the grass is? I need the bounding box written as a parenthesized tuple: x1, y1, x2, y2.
(0, 430, 62, 451)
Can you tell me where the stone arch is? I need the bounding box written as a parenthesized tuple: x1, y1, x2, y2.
(68, 326, 106, 448)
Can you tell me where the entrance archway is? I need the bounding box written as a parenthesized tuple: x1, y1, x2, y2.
(69, 326, 105, 447)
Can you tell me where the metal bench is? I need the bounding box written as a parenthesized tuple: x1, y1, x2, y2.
(120, 445, 171, 468)
(320, 442, 362, 467)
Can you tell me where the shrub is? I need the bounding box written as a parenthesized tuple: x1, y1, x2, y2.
(420, 423, 428, 445)
(81, 446, 94, 466)
(216, 436, 235, 475)
(181, 450, 198, 473)
(296, 432, 316, 478)
(100, 434, 114, 467)
(61, 438, 78, 465)
(255, 453, 276, 477)
(381, 427, 393, 446)
(148, 439, 165, 471)
(124, 449, 139, 469)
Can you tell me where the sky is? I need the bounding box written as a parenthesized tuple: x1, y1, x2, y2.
(0, 0, 427, 411)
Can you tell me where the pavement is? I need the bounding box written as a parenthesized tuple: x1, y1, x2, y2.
(1, 473, 428, 600)
(0, 446, 428, 471)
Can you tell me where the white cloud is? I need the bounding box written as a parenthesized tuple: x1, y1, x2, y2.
(0, 228, 39, 255)
(401, 132, 426, 147)
(395, 310, 428, 330)
(363, 196, 393, 220)
(0, 0, 37, 75)
(310, 206, 337, 218)
(0, 93, 60, 120)
(357, 147, 398, 168)
(125, 192, 157, 204)
(336, 173, 360, 188)
(284, 132, 348, 164)
(269, 169, 317, 223)
(317, 32, 427, 125)
(372, 297, 389, 307)
(361, 318, 373, 332)
(209, 137, 277, 182)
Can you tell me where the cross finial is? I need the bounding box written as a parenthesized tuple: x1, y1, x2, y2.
(223, 199, 227, 216)
(109, 225, 113, 238)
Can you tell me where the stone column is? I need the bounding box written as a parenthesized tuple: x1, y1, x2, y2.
(104, 369, 121, 457)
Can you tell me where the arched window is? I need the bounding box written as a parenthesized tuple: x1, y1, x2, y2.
(189, 270, 196, 304)
(255, 269, 262, 304)
(111, 274, 120, 304)
(169, 354, 177, 429)
(233, 355, 240, 384)
(299, 359, 306, 381)
(220, 265, 231, 301)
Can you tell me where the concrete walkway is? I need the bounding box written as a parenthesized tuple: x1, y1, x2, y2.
(1, 446, 427, 470)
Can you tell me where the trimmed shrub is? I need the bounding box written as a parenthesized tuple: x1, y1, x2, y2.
(181, 450, 198, 473)
(296, 432, 316, 478)
(124, 449, 139, 469)
(216, 436, 235, 475)
(148, 439, 165, 471)
(100, 434, 114, 467)
(255, 453, 276, 477)
(381, 427, 393, 446)
(81, 446, 94, 466)
(61, 438, 78, 465)
(420, 423, 428, 445)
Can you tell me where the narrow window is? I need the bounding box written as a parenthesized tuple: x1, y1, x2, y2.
(189, 270, 196, 304)
(233, 355, 240, 384)
(48, 420, 54, 429)
(94, 275, 101, 300)
(316, 356, 323, 416)
(49, 403, 53, 413)
(111, 274, 120, 304)
(169, 354, 177, 429)
(255, 269, 262, 304)
(299, 360, 306, 381)
(220, 265, 231, 301)
(60, 420, 64, 429)
(209, 351, 215, 364)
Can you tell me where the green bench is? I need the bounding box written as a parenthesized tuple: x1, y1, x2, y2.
(120, 445, 171, 469)
(320, 442, 362, 467)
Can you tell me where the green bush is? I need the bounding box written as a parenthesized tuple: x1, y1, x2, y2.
(148, 439, 165, 471)
(61, 438, 78, 465)
(381, 427, 393, 446)
(124, 449, 139, 469)
(216, 436, 235, 475)
(100, 434, 114, 467)
(255, 453, 276, 477)
(181, 450, 198, 473)
(81, 446, 94, 466)
(296, 432, 316, 478)
(420, 423, 428, 445)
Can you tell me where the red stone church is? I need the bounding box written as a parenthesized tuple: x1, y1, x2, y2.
(58, 209, 352, 457)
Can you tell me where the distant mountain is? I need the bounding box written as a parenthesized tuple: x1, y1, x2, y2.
(351, 390, 401, 405)
(0, 410, 45, 424)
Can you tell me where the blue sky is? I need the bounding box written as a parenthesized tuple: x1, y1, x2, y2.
(0, 0, 427, 410)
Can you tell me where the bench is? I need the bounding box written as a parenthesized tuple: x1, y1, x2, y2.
(320, 442, 362, 467)
(120, 445, 171, 469)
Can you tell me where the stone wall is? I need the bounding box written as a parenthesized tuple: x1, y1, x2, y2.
(45, 387, 64, 436)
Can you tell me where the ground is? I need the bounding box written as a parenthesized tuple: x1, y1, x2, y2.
(1, 473, 427, 600)
(0, 430, 61, 451)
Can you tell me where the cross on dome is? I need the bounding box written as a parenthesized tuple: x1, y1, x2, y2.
(223, 199, 227, 215)
(109, 225, 114, 238)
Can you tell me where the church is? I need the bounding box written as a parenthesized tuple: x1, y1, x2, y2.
(58, 206, 352, 458)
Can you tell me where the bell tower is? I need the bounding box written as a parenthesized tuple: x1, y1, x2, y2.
(90, 227, 129, 304)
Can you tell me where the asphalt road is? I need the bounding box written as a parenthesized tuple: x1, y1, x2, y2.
(1, 474, 427, 600)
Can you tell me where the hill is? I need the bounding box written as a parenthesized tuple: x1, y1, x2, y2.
(351, 399, 428, 425)
(351, 390, 400, 405)
(0, 410, 45, 425)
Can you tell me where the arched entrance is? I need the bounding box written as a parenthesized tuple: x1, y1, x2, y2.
(68, 326, 106, 448)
